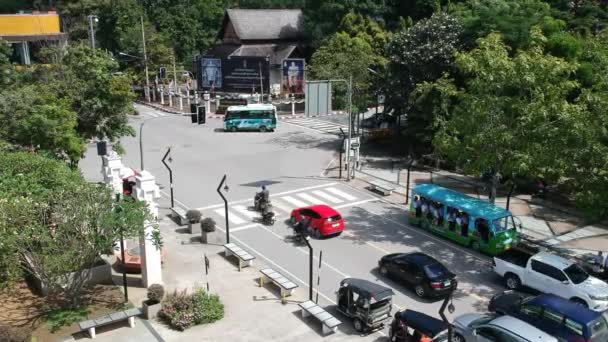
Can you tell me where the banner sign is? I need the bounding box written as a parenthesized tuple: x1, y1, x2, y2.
(222, 57, 269, 93)
(282, 58, 305, 94)
(199, 58, 222, 90)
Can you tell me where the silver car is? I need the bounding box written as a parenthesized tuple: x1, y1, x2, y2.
(453, 313, 558, 342)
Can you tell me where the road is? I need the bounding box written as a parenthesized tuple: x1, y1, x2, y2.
(80, 104, 507, 337)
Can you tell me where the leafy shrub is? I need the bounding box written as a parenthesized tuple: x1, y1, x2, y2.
(0, 325, 31, 342)
(186, 209, 202, 223)
(147, 283, 165, 304)
(200, 218, 216, 233)
(159, 289, 224, 331)
(44, 306, 89, 332)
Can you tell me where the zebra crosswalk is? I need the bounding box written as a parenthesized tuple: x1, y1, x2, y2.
(283, 117, 348, 136)
(200, 184, 372, 228)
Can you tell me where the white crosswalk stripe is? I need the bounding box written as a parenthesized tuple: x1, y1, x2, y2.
(214, 208, 246, 225)
(312, 190, 344, 204)
(296, 193, 326, 205)
(271, 201, 292, 214)
(325, 187, 357, 201)
(284, 118, 348, 136)
(232, 205, 258, 218)
(281, 195, 309, 208)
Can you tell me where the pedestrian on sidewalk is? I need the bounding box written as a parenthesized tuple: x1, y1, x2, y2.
(593, 251, 604, 273)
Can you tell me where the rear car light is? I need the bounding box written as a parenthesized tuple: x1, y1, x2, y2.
(430, 282, 442, 289)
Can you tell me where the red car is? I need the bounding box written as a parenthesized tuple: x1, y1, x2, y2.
(290, 204, 345, 238)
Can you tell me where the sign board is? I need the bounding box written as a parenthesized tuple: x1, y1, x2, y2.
(222, 57, 269, 93)
(378, 94, 385, 104)
(305, 81, 332, 116)
(199, 58, 222, 90)
(282, 58, 305, 94)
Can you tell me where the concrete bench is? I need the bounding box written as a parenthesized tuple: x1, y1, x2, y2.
(369, 180, 395, 196)
(171, 206, 188, 226)
(78, 308, 141, 339)
(259, 268, 298, 303)
(224, 243, 255, 271)
(298, 300, 342, 335)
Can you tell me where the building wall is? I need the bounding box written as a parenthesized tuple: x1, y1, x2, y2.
(0, 13, 61, 36)
(222, 21, 240, 44)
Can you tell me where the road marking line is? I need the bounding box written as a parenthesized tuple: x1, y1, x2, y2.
(312, 190, 343, 204)
(230, 223, 260, 232)
(232, 205, 257, 218)
(296, 193, 326, 205)
(334, 198, 377, 209)
(214, 208, 246, 225)
(195, 182, 337, 211)
(325, 187, 357, 201)
(271, 200, 292, 214)
(281, 195, 308, 208)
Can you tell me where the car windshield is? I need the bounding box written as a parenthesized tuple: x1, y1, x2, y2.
(424, 263, 450, 279)
(564, 264, 589, 284)
(492, 216, 516, 233)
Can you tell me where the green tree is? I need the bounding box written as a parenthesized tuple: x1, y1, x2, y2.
(416, 30, 585, 203)
(0, 151, 159, 306)
(0, 39, 13, 86)
(450, 0, 557, 50)
(385, 12, 462, 148)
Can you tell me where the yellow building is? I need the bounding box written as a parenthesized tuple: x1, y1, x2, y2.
(0, 11, 67, 65)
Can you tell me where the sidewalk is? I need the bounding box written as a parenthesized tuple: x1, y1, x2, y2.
(81, 206, 375, 342)
(331, 155, 608, 260)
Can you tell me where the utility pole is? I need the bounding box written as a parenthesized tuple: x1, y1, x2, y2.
(172, 51, 178, 99)
(258, 62, 264, 103)
(346, 75, 353, 181)
(140, 16, 151, 102)
(87, 15, 97, 49)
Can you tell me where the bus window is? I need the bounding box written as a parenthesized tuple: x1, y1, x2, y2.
(456, 212, 469, 237)
(430, 202, 444, 226)
(492, 216, 516, 233)
(447, 207, 457, 231)
(476, 218, 490, 243)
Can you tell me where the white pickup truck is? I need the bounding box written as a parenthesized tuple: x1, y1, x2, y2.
(492, 249, 608, 311)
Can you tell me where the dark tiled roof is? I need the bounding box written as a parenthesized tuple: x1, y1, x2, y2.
(226, 9, 304, 41)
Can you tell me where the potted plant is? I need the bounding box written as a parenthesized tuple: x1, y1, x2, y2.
(143, 284, 165, 319)
(186, 209, 202, 234)
(200, 217, 216, 244)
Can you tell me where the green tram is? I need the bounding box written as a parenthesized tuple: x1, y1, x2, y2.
(409, 184, 518, 255)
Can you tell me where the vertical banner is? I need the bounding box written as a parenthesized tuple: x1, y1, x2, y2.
(282, 58, 305, 94)
(200, 58, 222, 90)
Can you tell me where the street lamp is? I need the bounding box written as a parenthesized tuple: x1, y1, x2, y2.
(161, 147, 174, 208)
(217, 175, 230, 244)
(302, 236, 314, 301)
(87, 15, 98, 49)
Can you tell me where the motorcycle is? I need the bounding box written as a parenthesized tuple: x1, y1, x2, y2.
(260, 211, 276, 225)
(254, 194, 272, 211)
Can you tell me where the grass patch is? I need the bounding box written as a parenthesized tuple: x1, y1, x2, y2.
(45, 306, 90, 332)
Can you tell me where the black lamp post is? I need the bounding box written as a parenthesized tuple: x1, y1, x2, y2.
(115, 193, 129, 303)
(439, 292, 455, 342)
(303, 236, 314, 301)
(217, 175, 230, 244)
(161, 147, 174, 208)
(405, 158, 416, 205)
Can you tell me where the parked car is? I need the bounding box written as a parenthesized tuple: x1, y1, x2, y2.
(389, 309, 449, 342)
(336, 278, 394, 332)
(290, 204, 344, 238)
(489, 291, 608, 342)
(378, 252, 457, 298)
(454, 313, 558, 342)
(492, 249, 608, 311)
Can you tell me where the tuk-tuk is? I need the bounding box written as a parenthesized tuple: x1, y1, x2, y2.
(389, 310, 449, 342)
(336, 278, 394, 332)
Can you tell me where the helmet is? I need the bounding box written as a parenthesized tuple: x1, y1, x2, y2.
(262, 185, 266, 190)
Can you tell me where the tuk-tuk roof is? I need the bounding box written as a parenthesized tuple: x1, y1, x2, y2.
(340, 278, 394, 301)
(398, 310, 448, 337)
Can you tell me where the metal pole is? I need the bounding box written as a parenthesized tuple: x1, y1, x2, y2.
(161, 147, 174, 208)
(139, 122, 145, 171)
(406, 160, 412, 204)
(303, 237, 313, 301)
(315, 250, 322, 304)
(439, 293, 454, 342)
(88, 15, 96, 49)
(141, 16, 150, 102)
(116, 194, 128, 302)
(259, 62, 264, 102)
(217, 175, 229, 244)
(346, 75, 352, 181)
(172, 51, 178, 101)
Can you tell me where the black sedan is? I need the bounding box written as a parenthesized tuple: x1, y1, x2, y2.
(378, 252, 457, 298)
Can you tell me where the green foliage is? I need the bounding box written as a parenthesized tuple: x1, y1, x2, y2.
(45, 306, 89, 332)
(147, 284, 165, 304)
(385, 12, 462, 146)
(451, 0, 556, 50)
(160, 289, 224, 331)
(201, 218, 217, 233)
(0, 39, 14, 86)
(0, 151, 155, 304)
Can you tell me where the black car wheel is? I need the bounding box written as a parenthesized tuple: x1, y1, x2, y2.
(259, 126, 267, 132)
(230, 126, 237, 132)
(504, 273, 521, 290)
(414, 284, 426, 298)
(353, 318, 364, 332)
(453, 333, 466, 342)
(570, 297, 588, 308)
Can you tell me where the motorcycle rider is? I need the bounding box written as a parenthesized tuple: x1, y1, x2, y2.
(255, 185, 270, 210)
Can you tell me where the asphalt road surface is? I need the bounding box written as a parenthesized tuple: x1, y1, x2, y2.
(80, 104, 508, 337)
